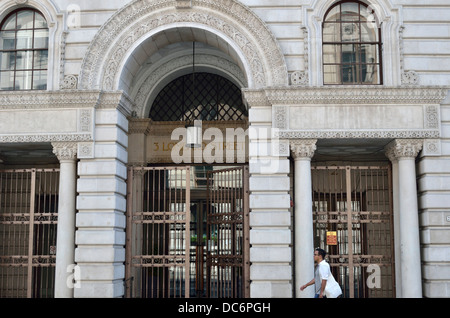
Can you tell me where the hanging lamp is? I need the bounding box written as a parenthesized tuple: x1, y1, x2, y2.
(186, 41, 202, 148)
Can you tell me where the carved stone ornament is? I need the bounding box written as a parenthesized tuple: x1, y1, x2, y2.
(291, 71, 308, 86)
(175, 0, 192, 8)
(422, 139, 441, 156)
(384, 139, 423, 161)
(273, 106, 287, 130)
(242, 86, 446, 140)
(79, 0, 288, 90)
(290, 139, 317, 159)
(401, 70, 419, 85)
(61, 75, 78, 89)
(52, 142, 78, 161)
(77, 142, 94, 159)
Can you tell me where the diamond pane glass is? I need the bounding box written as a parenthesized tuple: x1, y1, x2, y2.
(150, 73, 247, 121)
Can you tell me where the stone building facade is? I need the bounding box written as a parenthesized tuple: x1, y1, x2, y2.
(0, 0, 449, 298)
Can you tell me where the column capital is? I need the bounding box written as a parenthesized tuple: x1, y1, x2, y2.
(290, 139, 317, 159)
(385, 139, 423, 161)
(52, 142, 78, 161)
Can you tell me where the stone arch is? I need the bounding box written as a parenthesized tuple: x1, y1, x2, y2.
(78, 0, 288, 91)
(131, 52, 247, 118)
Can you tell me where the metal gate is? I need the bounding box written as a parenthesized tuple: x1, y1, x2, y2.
(206, 166, 249, 298)
(311, 165, 395, 298)
(126, 166, 191, 298)
(0, 169, 59, 298)
(125, 165, 249, 298)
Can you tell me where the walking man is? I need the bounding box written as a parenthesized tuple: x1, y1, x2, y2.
(300, 248, 342, 298)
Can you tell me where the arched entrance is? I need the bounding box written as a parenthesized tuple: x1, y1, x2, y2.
(125, 42, 250, 298)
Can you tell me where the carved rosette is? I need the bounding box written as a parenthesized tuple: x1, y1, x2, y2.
(52, 142, 78, 161)
(61, 75, 79, 89)
(385, 139, 423, 161)
(290, 139, 317, 159)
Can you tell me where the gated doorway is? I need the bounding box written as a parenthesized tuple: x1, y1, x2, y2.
(311, 165, 395, 298)
(0, 169, 59, 298)
(125, 165, 249, 298)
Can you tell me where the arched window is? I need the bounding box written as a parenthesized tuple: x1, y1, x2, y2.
(150, 73, 247, 121)
(0, 9, 48, 90)
(323, 1, 382, 85)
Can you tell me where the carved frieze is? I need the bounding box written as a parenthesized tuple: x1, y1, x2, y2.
(175, 0, 192, 8)
(0, 91, 100, 143)
(242, 86, 446, 140)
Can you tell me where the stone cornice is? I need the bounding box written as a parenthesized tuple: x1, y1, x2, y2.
(0, 90, 102, 110)
(0, 90, 134, 116)
(243, 86, 449, 108)
(263, 86, 449, 105)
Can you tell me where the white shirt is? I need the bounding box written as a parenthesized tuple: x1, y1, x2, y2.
(318, 260, 331, 282)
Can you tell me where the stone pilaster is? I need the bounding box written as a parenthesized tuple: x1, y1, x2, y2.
(74, 92, 130, 298)
(244, 88, 292, 297)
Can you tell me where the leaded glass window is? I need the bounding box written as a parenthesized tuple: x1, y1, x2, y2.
(323, 1, 382, 85)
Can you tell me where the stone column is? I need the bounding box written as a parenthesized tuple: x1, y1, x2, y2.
(385, 139, 423, 298)
(52, 142, 78, 298)
(290, 139, 317, 298)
